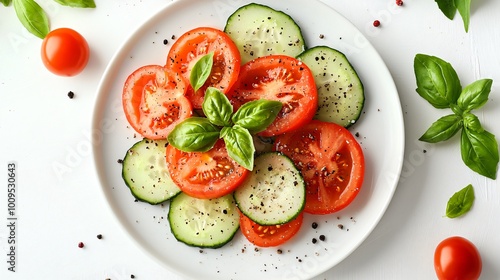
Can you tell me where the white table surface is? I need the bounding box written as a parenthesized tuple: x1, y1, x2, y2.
(1, 0, 500, 279)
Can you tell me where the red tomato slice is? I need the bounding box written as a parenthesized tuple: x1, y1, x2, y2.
(122, 65, 192, 140)
(239, 211, 303, 247)
(274, 120, 364, 214)
(166, 27, 241, 109)
(165, 140, 249, 199)
(228, 55, 317, 137)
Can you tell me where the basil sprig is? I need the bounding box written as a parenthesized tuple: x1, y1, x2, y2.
(190, 52, 214, 92)
(446, 184, 475, 218)
(415, 54, 498, 179)
(434, 0, 471, 32)
(7, 0, 96, 39)
(168, 87, 282, 170)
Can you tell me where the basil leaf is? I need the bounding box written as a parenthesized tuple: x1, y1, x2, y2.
(463, 113, 484, 133)
(435, 0, 457, 20)
(457, 79, 492, 112)
(202, 87, 233, 127)
(1, 0, 12, 7)
(461, 127, 499, 179)
(52, 0, 96, 8)
(190, 52, 214, 92)
(419, 114, 462, 143)
(13, 0, 49, 39)
(454, 0, 471, 32)
(414, 54, 462, 109)
(232, 100, 283, 133)
(167, 117, 220, 152)
(446, 184, 475, 218)
(221, 125, 255, 170)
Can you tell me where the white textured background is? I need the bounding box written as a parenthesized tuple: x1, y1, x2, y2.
(1, 0, 499, 279)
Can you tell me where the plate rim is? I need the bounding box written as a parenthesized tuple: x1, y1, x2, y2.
(91, 0, 406, 279)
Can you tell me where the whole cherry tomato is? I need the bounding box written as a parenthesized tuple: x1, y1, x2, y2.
(41, 28, 90, 76)
(434, 236, 482, 280)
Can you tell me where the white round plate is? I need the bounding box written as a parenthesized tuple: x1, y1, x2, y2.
(92, 0, 404, 279)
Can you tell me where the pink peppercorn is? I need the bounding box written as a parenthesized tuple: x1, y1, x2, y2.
(373, 20, 381, 27)
(78, 242, 84, 248)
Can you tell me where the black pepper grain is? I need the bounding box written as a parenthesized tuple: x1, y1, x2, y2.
(319, 235, 326, 241)
(312, 238, 317, 244)
(67, 91, 75, 99)
(311, 222, 318, 229)
(163, 39, 168, 45)
(117, 159, 123, 164)
(130, 275, 135, 279)
(97, 234, 103, 240)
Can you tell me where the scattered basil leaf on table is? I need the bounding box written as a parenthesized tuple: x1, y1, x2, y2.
(457, 79, 493, 112)
(202, 87, 233, 127)
(232, 100, 283, 134)
(221, 125, 255, 171)
(461, 128, 499, 179)
(446, 184, 475, 218)
(454, 0, 471, 32)
(415, 54, 499, 179)
(419, 114, 462, 143)
(53, 0, 96, 8)
(190, 52, 214, 91)
(435, 0, 457, 20)
(434, 0, 471, 32)
(13, 0, 50, 39)
(167, 117, 220, 152)
(168, 87, 282, 171)
(414, 54, 461, 109)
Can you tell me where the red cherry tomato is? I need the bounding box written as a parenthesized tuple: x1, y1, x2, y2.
(41, 28, 90, 76)
(434, 236, 482, 280)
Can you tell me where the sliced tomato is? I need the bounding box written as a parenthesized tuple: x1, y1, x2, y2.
(227, 55, 317, 137)
(165, 139, 249, 199)
(122, 65, 192, 140)
(239, 211, 303, 247)
(166, 27, 241, 109)
(274, 120, 364, 214)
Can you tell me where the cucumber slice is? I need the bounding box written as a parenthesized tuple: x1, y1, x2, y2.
(121, 139, 181, 204)
(234, 152, 305, 225)
(168, 193, 240, 248)
(224, 3, 306, 64)
(298, 46, 365, 127)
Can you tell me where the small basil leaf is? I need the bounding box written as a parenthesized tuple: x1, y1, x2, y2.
(52, 0, 96, 8)
(446, 184, 475, 218)
(232, 100, 283, 133)
(13, 0, 50, 39)
(1, 0, 12, 7)
(457, 79, 492, 112)
(202, 87, 233, 127)
(463, 113, 484, 133)
(461, 127, 499, 179)
(221, 126, 255, 171)
(414, 54, 462, 108)
(435, 0, 457, 20)
(419, 114, 462, 143)
(454, 0, 471, 32)
(167, 117, 220, 152)
(190, 52, 214, 92)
